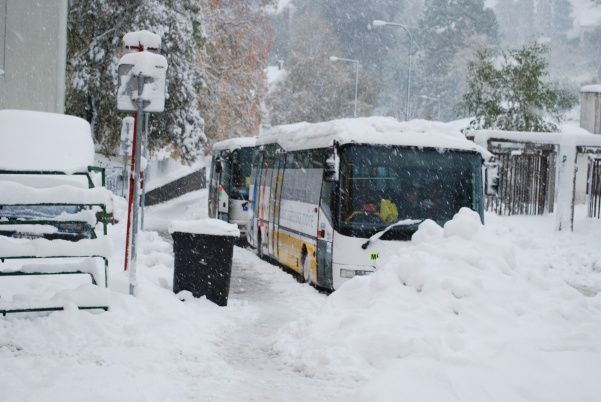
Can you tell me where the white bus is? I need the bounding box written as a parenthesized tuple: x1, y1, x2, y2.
(208, 137, 257, 236)
(248, 117, 491, 290)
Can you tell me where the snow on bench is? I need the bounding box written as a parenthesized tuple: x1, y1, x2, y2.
(0, 209, 99, 226)
(0, 224, 59, 235)
(0, 236, 112, 259)
(0, 283, 110, 315)
(0, 236, 111, 289)
(0, 181, 113, 211)
(0, 110, 94, 173)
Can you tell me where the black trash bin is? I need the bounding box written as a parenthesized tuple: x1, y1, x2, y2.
(170, 220, 240, 306)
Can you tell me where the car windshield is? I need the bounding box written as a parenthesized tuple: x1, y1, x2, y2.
(338, 145, 482, 239)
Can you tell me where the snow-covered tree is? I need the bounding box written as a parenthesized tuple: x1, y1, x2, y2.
(198, 0, 274, 146)
(67, 0, 205, 162)
(304, 0, 406, 69)
(267, 13, 381, 125)
(460, 42, 577, 132)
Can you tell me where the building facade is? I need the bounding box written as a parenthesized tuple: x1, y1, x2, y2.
(0, 0, 68, 113)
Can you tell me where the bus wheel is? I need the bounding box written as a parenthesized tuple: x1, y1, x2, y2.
(301, 246, 310, 283)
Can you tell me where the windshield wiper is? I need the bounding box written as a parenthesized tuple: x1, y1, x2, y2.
(361, 219, 424, 249)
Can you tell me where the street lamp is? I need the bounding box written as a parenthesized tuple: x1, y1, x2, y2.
(419, 95, 441, 121)
(330, 55, 360, 118)
(371, 20, 413, 121)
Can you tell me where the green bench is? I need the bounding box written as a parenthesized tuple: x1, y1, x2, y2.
(0, 167, 113, 316)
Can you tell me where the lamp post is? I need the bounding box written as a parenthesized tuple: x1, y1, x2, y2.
(330, 55, 360, 118)
(371, 20, 413, 121)
(419, 95, 441, 121)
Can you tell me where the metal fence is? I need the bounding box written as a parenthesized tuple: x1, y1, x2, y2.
(106, 166, 127, 198)
(588, 157, 601, 218)
(486, 151, 555, 216)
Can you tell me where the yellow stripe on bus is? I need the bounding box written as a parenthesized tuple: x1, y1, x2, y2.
(273, 228, 317, 279)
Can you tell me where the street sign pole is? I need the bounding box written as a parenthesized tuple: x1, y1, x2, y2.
(129, 74, 145, 296)
(140, 113, 149, 230)
(117, 30, 167, 297)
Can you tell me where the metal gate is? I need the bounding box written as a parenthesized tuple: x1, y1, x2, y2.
(486, 151, 554, 216)
(587, 157, 601, 218)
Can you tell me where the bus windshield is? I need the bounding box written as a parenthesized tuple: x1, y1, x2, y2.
(338, 145, 483, 240)
(230, 147, 254, 200)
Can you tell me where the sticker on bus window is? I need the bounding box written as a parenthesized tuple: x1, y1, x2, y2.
(368, 252, 380, 262)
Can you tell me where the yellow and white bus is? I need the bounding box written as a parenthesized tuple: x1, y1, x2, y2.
(208, 137, 257, 236)
(248, 117, 490, 290)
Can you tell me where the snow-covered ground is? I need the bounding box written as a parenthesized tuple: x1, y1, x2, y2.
(1, 190, 601, 401)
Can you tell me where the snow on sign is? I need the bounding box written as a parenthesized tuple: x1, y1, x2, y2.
(117, 50, 167, 113)
(123, 30, 162, 52)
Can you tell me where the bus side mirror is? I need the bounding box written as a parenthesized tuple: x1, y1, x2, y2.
(484, 161, 499, 196)
(324, 151, 339, 182)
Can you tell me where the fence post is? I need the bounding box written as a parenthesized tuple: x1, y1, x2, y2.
(556, 141, 577, 231)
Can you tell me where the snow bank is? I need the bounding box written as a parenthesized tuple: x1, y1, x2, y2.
(260, 117, 490, 157)
(169, 218, 240, 237)
(0, 110, 94, 172)
(144, 190, 208, 232)
(145, 157, 205, 192)
(272, 208, 601, 401)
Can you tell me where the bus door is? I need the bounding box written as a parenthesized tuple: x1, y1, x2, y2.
(316, 178, 335, 289)
(258, 153, 273, 255)
(269, 153, 285, 257)
(208, 153, 219, 218)
(217, 152, 232, 223)
(248, 151, 262, 248)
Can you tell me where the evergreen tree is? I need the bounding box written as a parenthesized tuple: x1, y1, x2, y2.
(267, 13, 380, 125)
(303, 0, 404, 70)
(414, 0, 498, 120)
(66, 0, 205, 162)
(460, 42, 577, 132)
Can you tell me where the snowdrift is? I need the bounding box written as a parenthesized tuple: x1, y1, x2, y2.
(273, 208, 601, 401)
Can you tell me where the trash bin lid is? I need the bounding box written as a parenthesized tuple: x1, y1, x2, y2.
(169, 219, 240, 237)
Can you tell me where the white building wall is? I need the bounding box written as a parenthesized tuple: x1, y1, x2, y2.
(0, 0, 68, 113)
(580, 89, 601, 135)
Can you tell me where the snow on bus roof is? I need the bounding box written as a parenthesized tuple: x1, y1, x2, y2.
(258, 116, 487, 156)
(212, 136, 257, 152)
(0, 109, 95, 172)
